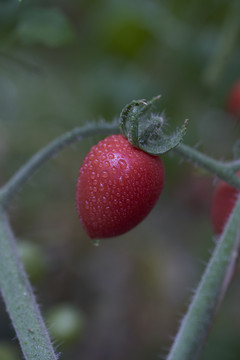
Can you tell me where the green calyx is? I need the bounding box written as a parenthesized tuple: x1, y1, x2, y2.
(119, 95, 188, 155)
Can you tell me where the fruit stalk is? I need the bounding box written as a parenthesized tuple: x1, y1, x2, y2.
(167, 193, 240, 360)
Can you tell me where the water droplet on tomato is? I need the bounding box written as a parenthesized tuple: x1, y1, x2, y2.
(119, 159, 127, 169)
(92, 240, 100, 247)
(102, 170, 109, 178)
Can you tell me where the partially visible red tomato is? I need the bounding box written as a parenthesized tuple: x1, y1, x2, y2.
(76, 134, 165, 239)
(210, 172, 240, 235)
(226, 80, 240, 118)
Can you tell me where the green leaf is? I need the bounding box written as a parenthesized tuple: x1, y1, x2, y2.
(16, 7, 75, 47)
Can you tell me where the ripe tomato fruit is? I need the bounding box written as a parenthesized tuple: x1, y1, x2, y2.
(226, 80, 240, 118)
(210, 173, 240, 235)
(76, 134, 165, 238)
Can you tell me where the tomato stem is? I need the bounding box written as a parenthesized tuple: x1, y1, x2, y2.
(167, 193, 240, 360)
(175, 143, 240, 189)
(0, 121, 119, 209)
(0, 208, 58, 360)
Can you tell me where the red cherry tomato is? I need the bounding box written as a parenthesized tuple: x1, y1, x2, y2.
(226, 80, 240, 118)
(210, 173, 240, 235)
(76, 134, 165, 238)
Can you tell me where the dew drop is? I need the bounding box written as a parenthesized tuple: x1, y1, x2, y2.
(105, 161, 110, 168)
(93, 159, 99, 165)
(108, 153, 114, 159)
(119, 177, 124, 186)
(102, 170, 109, 178)
(84, 200, 89, 210)
(119, 159, 127, 169)
(92, 240, 100, 247)
(93, 187, 97, 193)
(90, 172, 96, 179)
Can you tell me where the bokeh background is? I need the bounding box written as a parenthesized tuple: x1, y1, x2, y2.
(0, 0, 240, 359)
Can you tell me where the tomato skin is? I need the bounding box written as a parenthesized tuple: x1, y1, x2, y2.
(227, 80, 240, 118)
(76, 134, 165, 238)
(210, 174, 240, 235)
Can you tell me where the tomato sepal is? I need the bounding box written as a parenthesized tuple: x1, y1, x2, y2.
(119, 95, 188, 155)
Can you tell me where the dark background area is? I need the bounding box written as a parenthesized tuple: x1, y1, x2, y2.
(0, 0, 240, 359)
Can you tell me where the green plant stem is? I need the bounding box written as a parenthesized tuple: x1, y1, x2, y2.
(167, 193, 240, 360)
(0, 122, 239, 210)
(0, 207, 58, 360)
(226, 159, 240, 172)
(0, 121, 119, 208)
(175, 143, 240, 188)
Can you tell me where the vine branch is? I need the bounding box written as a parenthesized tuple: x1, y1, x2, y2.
(175, 143, 240, 188)
(0, 208, 58, 360)
(0, 121, 119, 208)
(167, 193, 240, 360)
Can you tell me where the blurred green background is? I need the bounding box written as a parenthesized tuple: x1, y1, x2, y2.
(1, 0, 240, 359)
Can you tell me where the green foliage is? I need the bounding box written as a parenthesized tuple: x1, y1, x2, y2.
(46, 305, 86, 346)
(18, 240, 46, 282)
(15, 7, 75, 47)
(0, 342, 20, 360)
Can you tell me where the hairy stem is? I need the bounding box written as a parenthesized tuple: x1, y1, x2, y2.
(0, 121, 239, 210)
(0, 121, 119, 208)
(167, 194, 240, 360)
(0, 208, 58, 360)
(175, 143, 240, 188)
